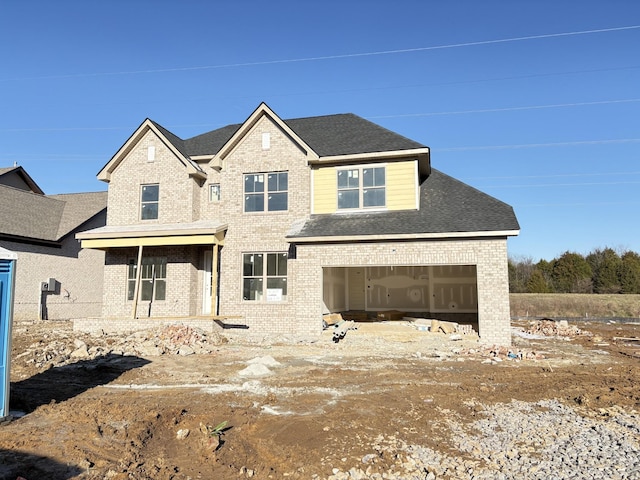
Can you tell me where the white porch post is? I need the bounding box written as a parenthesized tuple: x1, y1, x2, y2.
(131, 245, 144, 319)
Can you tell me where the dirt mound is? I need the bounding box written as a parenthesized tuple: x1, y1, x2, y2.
(2, 319, 639, 479)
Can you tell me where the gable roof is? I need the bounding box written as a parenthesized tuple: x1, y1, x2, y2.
(97, 119, 206, 182)
(0, 166, 45, 194)
(99, 103, 430, 180)
(0, 186, 107, 245)
(287, 169, 520, 242)
(185, 107, 426, 158)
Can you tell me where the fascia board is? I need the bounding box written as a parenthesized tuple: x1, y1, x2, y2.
(309, 148, 430, 165)
(287, 229, 521, 243)
(76, 224, 228, 240)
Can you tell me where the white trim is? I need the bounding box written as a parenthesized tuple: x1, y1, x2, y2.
(310, 168, 315, 214)
(309, 148, 429, 164)
(289, 230, 521, 243)
(414, 159, 420, 210)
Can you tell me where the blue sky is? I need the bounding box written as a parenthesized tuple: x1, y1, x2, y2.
(1, 0, 639, 262)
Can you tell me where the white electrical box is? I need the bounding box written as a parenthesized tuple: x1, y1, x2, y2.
(41, 278, 56, 292)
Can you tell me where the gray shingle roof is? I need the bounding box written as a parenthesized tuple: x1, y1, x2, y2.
(0, 166, 45, 194)
(158, 113, 426, 158)
(288, 169, 520, 239)
(285, 114, 425, 156)
(0, 186, 107, 244)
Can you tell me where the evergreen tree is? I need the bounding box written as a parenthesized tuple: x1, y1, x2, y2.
(620, 251, 640, 294)
(526, 269, 551, 293)
(552, 251, 592, 293)
(536, 259, 555, 292)
(587, 248, 622, 294)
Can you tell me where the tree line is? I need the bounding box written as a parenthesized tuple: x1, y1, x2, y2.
(509, 248, 640, 294)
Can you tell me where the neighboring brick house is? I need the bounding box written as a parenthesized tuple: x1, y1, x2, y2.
(77, 103, 519, 344)
(0, 166, 107, 320)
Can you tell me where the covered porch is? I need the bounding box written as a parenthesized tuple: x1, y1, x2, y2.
(76, 220, 226, 319)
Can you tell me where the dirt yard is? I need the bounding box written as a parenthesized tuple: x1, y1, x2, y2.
(1, 318, 639, 480)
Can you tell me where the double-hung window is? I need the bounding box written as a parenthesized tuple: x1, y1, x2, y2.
(242, 252, 288, 301)
(127, 257, 166, 301)
(141, 184, 159, 220)
(244, 171, 288, 212)
(337, 166, 385, 210)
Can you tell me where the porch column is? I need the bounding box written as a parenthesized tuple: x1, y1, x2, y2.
(211, 245, 218, 315)
(131, 245, 144, 319)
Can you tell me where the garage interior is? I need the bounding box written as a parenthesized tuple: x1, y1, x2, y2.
(322, 265, 479, 330)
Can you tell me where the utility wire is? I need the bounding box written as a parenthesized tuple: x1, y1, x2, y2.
(370, 99, 640, 119)
(439, 138, 640, 151)
(2, 25, 638, 81)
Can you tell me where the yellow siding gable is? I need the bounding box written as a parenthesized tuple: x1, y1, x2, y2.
(312, 160, 418, 214)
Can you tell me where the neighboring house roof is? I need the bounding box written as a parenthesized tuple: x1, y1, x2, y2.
(0, 185, 107, 245)
(0, 166, 45, 194)
(49, 191, 109, 239)
(287, 169, 520, 241)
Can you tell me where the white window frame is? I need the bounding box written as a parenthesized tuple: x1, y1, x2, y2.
(337, 165, 386, 210)
(242, 252, 288, 302)
(243, 171, 288, 213)
(127, 256, 167, 301)
(140, 184, 159, 220)
(209, 183, 221, 202)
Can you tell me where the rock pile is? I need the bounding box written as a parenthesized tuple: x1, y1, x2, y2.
(16, 324, 228, 370)
(526, 318, 592, 337)
(327, 399, 640, 479)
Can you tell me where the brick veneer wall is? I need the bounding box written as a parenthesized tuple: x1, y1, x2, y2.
(295, 238, 512, 345)
(92, 114, 513, 345)
(1, 213, 106, 321)
(106, 130, 199, 226)
(214, 116, 313, 335)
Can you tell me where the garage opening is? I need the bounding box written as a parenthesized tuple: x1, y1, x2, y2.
(322, 265, 478, 329)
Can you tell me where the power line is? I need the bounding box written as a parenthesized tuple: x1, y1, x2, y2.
(2, 25, 638, 81)
(515, 201, 640, 207)
(370, 99, 640, 119)
(2, 97, 639, 133)
(439, 138, 640, 151)
(479, 181, 640, 188)
(463, 171, 640, 180)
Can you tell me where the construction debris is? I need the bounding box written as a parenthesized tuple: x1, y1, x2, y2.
(15, 324, 228, 370)
(525, 319, 592, 338)
(332, 320, 357, 343)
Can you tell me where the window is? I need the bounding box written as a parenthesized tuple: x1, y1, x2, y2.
(141, 184, 159, 220)
(127, 257, 166, 301)
(337, 166, 385, 210)
(242, 252, 287, 301)
(209, 183, 221, 202)
(244, 171, 288, 212)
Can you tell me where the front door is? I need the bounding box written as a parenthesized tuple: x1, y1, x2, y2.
(202, 250, 213, 315)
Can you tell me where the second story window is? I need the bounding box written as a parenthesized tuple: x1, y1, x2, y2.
(337, 166, 385, 210)
(209, 183, 221, 202)
(141, 184, 159, 220)
(244, 171, 288, 212)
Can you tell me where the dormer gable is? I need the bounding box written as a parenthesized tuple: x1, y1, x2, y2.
(97, 119, 206, 182)
(208, 103, 320, 170)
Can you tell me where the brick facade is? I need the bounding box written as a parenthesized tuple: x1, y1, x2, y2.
(1, 213, 106, 321)
(88, 108, 515, 345)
